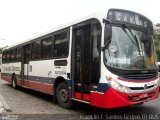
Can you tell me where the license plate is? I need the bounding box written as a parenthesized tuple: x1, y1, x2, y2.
(139, 93, 148, 98)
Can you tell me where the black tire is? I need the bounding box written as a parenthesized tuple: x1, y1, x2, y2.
(56, 82, 73, 108)
(12, 75, 18, 89)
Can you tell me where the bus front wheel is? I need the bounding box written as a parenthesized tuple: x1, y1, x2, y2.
(56, 82, 73, 108)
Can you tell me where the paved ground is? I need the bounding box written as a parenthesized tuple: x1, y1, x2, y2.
(0, 79, 160, 120)
(0, 101, 4, 113)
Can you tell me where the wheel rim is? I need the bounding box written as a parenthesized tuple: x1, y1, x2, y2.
(59, 88, 69, 103)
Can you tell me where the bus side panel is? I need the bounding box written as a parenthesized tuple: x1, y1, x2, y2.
(27, 60, 54, 95)
(1, 62, 21, 83)
(1, 74, 12, 83)
(29, 80, 53, 95)
(16, 78, 22, 86)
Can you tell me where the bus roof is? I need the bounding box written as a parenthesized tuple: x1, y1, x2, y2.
(3, 11, 107, 51)
(3, 8, 153, 51)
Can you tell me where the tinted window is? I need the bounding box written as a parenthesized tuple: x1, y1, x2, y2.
(41, 37, 52, 59)
(2, 52, 6, 63)
(53, 30, 69, 57)
(16, 47, 21, 62)
(24, 44, 31, 64)
(90, 21, 101, 83)
(10, 49, 16, 62)
(31, 40, 41, 60)
(6, 51, 11, 62)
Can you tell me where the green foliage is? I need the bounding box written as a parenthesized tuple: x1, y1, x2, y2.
(156, 23, 160, 27)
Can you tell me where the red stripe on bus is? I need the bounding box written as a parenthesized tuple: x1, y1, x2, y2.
(83, 94, 90, 101)
(1, 76, 11, 83)
(16, 79, 21, 86)
(75, 92, 90, 101)
(23, 79, 29, 87)
(28, 81, 53, 95)
(75, 92, 81, 99)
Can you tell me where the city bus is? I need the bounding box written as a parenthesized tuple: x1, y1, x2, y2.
(1, 8, 160, 109)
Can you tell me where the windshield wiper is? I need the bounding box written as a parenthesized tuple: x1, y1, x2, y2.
(122, 24, 141, 55)
(101, 40, 111, 51)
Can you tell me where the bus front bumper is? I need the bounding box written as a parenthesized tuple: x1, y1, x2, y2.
(91, 87, 159, 108)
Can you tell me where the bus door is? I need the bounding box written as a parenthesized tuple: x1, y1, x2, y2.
(72, 24, 92, 102)
(21, 44, 31, 87)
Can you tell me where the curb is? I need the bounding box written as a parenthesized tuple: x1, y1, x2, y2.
(0, 94, 12, 112)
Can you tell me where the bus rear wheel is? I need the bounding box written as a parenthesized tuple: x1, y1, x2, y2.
(12, 75, 18, 89)
(56, 82, 73, 108)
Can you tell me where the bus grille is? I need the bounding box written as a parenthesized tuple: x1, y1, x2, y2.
(129, 85, 154, 90)
(128, 91, 156, 102)
(121, 72, 158, 80)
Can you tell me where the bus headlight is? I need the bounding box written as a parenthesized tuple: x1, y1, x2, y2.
(106, 76, 131, 94)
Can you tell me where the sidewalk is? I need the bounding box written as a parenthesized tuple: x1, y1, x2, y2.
(0, 76, 11, 113)
(0, 93, 18, 120)
(0, 76, 5, 114)
(0, 100, 5, 114)
(0, 93, 11, 113)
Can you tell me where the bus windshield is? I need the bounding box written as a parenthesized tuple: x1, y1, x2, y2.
(104, 24, 157, 70)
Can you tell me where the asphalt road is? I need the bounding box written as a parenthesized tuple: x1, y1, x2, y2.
(0, 80, 160, 120)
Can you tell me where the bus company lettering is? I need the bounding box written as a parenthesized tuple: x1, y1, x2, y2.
(4, 66, 20, 71)
(108, 57, 130, 65)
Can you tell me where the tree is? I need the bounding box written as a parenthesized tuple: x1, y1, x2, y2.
(156, 23, 160, 27)
(0, 48, 2, 54)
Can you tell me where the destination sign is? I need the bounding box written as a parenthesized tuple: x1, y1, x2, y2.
(107, 9, 152, 28)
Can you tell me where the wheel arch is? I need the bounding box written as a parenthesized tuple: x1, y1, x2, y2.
(11, 72, 18, 89)
(53, 76, 73, 108)
(11, 73, 16, 80)
(53, 76, 68, 94)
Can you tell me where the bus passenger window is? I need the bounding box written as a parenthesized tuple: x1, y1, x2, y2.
(6, 51, 11, 63)
(2, 52, 6, 63)
(53, 30, 69, 58)
(41, 37, 52, 59)
(10, 49, 16, 62)
(16, 48, 21, 62)
(31, 40, 41, 60)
